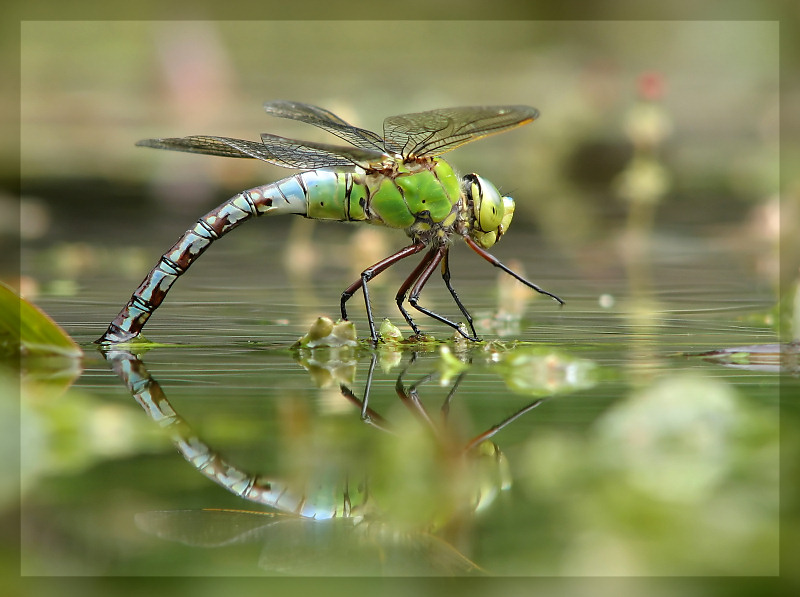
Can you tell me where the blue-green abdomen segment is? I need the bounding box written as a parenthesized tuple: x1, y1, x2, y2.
(303, 171, 355, 221)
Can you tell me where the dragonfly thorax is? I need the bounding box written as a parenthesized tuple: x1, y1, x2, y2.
(462, 173, 515, 249)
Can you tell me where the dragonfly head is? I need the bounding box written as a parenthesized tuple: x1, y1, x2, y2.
(463, 173, 515, 249)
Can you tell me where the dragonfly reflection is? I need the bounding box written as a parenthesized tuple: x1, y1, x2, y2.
(103, 348, 550, 575)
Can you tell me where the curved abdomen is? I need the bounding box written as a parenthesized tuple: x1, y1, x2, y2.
(97, 171, 352, 344)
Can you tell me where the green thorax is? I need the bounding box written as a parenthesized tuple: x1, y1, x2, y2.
(305, 158, 462, 237)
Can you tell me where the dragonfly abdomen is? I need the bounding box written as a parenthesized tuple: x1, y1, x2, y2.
(96, 178, 310, 343)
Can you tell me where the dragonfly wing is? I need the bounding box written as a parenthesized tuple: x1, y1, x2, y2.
(137, 134, 389, 170)
(258, 519, 484, 575)
(258, 133, 390, 169)
(264, 100, 390, 153)
(134, 509, 284, 548)
(383, 105, 538, 158)
(136, 136, 266, 159)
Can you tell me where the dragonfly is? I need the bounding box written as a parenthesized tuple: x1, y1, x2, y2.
(96, 101, 564, 345)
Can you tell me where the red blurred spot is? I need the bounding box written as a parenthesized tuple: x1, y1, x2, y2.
(638, 72, 665, 101)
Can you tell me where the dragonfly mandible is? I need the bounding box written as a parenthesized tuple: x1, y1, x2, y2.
(96, 101, 563, 344)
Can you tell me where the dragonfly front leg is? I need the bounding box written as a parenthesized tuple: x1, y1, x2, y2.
(463, 236, 565, 306)
(340, 241, 427, 342)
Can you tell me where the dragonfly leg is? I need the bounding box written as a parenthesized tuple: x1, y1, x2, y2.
(395, 368, 438, 432)
(463, 398, 546, 453)
(340, 241, 427, 342)
(394, 249, 439, 337)
(360, 351, 378, 421)
(407, 246, 478, 341)
(440, 369, 468, 419)
(338, 353, 394, 433)
(440, 249, 479, 340)
(463, 236, 565, 305)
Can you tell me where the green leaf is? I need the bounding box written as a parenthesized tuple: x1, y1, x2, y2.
(0, 282, 82, 359)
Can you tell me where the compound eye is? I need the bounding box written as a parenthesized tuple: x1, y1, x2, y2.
(471, 175, 504, 232)
(479, 194, 504, 232)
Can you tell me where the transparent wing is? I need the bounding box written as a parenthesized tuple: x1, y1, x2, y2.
(136, 136, 266, 159)
(259, 133, 389, 169)
(383, 105, 538, 158)
(263, 100, 392, 153)
(137, 134, 389, 170)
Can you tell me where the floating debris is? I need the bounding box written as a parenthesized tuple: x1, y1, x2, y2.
(294, 316, 358, 349)
(691, 343, 798, 375)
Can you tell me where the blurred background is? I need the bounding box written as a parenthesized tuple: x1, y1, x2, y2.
(6, 9, 797, 597)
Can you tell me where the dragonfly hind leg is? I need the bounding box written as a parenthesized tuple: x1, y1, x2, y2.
(340, 241, 427, 343)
